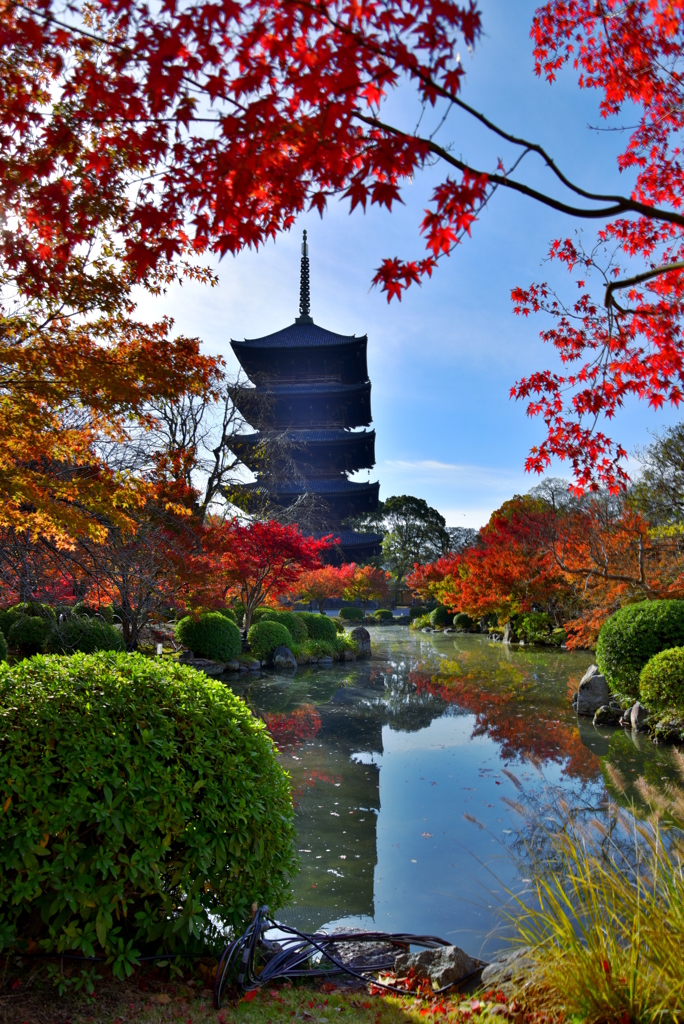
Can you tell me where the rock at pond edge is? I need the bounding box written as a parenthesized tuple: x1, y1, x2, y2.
(350, 626, 371, 657)
(576, 664, 610, 717)
(393, 946, 479, 989)
(272, 646, 297, 672)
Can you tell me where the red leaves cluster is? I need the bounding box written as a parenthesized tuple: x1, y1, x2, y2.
(510, 3, 684, 491)
(263, 705, 322, 746)
(187, 518, 331, 627)
(0, 0, 480, 288)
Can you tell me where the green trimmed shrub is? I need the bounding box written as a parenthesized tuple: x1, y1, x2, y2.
(216, 608, 237, 623)
(49, 616, 125, 655)
(0, 603, 54, 639)
(175, 612, 241, 662)
(8, 616, 52, 656)
(297, 612, 338, 643)
(597, 600, 684, 699)
(247, 620, 293, 661)
(639, 647, 684, 715)
(260, 610, 308, 644)
(0, 653, 296, 961)
(409, 605, 426, 622)
(374, 609, 393, 621)
(0, 630, 6, 663)
(453, 612, 474, 630)
(430, 605, 451, 628)
(339, 606, 363, 621)
(251, 607, 270, 623)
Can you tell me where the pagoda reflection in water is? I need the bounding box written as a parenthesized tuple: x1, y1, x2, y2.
(230, 231, 382, 561)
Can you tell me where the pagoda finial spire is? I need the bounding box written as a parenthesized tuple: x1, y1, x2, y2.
(295, 229, 313, 324)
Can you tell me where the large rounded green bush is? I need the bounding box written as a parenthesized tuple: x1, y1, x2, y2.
(639, 647, 684, 715)
(247, 620, 293, 661)
(175, 612, 241, 661)
(260, 609, 308, 644)
(430, 605, 452, 628)
(339, 606, 363, 621)
(0, 630, 6, 663)
(8, 615, 52, 656)
(597, 600, 684, 699)
(297, 612, 338, 643)
(374, 609, 393, 621)
(49, 615, 125, 655)
(0, 653, 296, 961)
(408, 605, 426, 622)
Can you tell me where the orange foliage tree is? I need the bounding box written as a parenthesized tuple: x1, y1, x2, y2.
(342, 564, 391, 617)
(295, 565, 355, 613)
(407, 490, 684, 646)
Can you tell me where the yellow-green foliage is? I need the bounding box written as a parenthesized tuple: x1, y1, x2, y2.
(639, 646, 684, 715)
(510, 755, 684, 1024)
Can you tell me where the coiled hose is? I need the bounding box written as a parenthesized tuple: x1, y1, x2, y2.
(213, 906, 487, 1009)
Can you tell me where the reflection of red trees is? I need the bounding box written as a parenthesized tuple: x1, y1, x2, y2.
(263, 704, 322, 747)
(410, 670, 598, 781)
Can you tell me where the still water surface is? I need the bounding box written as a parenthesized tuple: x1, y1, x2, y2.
(228, 629, 683, 959)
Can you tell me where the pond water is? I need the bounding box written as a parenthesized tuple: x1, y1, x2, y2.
(227, 628, 684, 960)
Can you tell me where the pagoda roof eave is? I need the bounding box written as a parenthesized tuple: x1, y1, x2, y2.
(231, 322, 365, 349)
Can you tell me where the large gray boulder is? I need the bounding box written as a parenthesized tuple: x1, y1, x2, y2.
(272, 646, 297, 671)
(576, 664, 610, 717)
(394, 945, 479, 989)
(351, 626, 371, 657)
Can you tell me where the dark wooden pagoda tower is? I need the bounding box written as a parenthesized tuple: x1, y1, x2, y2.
(231, 231, 382, 561)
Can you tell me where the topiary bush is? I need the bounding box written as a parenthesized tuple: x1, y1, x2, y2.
(430, 605, 452, 628)
(260, 610, 308, 644)
(8, 615, 52, 656)
(596, 600, 684, 699)
(297, 612, 338, 643)
(247, 620, 293, 661)
(49, 615, 125, 655)
(216, 608, 237, 623)
(175, 612, 241, 662)
(409, 605, 426, 622)
(0, 653, 296, 962)
(339, 606, 363, 621)
(639, 646, 684, 715)
(453, 612, 474, 630)
(0, 630, 6, 663)
(374, 609, 393, 621)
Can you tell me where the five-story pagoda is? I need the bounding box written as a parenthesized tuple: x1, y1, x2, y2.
(230, 232, 382, 561)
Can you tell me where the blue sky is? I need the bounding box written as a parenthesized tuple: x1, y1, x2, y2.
(136, 0, 682, 529)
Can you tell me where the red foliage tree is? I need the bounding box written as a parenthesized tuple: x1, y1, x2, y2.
(295, 565, 355, 614)
(7, 2, 684, 497)
(193, 520, 332, 629)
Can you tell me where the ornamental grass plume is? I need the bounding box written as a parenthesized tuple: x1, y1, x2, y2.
(507, 756, 684, 1024)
